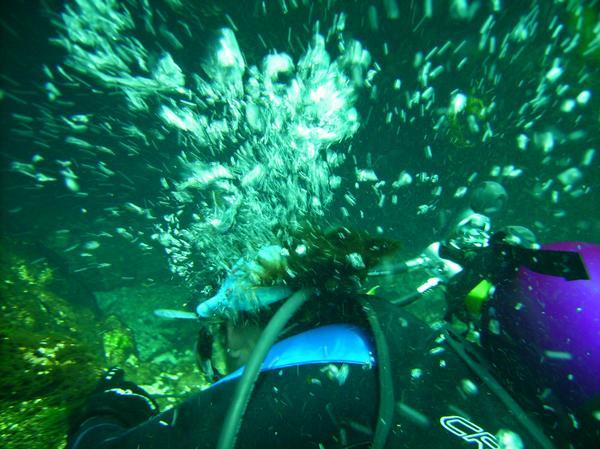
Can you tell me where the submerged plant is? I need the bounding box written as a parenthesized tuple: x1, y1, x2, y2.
(0, 239, 103, 449)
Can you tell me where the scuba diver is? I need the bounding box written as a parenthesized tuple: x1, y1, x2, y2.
(67, 185, 599, 449)
(365, 212, 599, 449)
(67, 236, 599, 448)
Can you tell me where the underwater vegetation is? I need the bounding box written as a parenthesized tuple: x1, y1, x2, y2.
(0, 240, 203, 448)
(0, 240, 102, 449)
(101, 314, 138, 367)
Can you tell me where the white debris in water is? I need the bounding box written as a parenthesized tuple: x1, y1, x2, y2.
(429, 346, 445, 355)
(576, 90, 591, 105)
(496, 429, 524, 449)
(320, 363, 350, 386)
(206, 28, 245, 95)
(396, 402, 430, 427)
(294, 244, 307, 256)
(263, 53, 294, 79)
(454, 186, 467, 198)
(368, 5, 379, 31)
(488, 319, 501, 335)
(502, 165, 523, 178)
(582, 149, 595, 166)
(424, 0, 433, 18)
(424, 145, 433, 159)
(61, 167, 80, 192)
(148, 28, 371, 281)
(417, 204, 434, 215)
(124, 202, 145, 215)
(467, 115, 480, 133)
(422, 87, 434, 101)
(159, 106, 197, 132)
(450, 92, 467, 114)
(344, 193, 357, 206)
(461, 378, 479, 395)
(517, 134, 529, 150)
(560, 99, 576, 112)
(35, 173, 57, 183)
(392, 171, 413, 188)
(450, 0, 479, 20)
(545, 61, 564, 83)
(557, 167, 582, 186)
(356, 168, 378, 182)
(535, 131, 555, 153)
(346, 253, 366, 270)
(544, 350, 573, 360)
(115, 227, 134, 240)
(84, 240, 100, 250)
(383, 0, 400, 19)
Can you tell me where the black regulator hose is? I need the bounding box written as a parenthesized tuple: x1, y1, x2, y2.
(217, 288, 314, 449)
(359, 297, 394, 449)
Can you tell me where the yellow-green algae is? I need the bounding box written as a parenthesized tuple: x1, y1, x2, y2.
(102, 315, 138, 367)
(0, 239, 209, 448)
(0, 240, 103, 449)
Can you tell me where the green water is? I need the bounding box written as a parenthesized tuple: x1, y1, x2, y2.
(0, 1, 598, 448)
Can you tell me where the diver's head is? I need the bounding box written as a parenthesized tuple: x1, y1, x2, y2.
(481, 241, 600, 413)
(195, 290, 366, 378)
(194, 311, 268, 379)
(223, 315, 264, 371)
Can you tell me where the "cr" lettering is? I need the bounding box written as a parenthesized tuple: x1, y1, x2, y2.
(440, 415, 499, 449)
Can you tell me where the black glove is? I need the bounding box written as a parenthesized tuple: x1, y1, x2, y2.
(70, 368, 160, 432)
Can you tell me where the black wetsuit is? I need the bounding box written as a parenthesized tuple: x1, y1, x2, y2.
(68, 296, 573, 449)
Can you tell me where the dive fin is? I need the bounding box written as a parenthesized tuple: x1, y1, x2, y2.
(154, 309, 198, 319)
(500, 244, 590, 281)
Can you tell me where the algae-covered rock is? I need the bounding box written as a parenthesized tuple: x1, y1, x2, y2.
(0, 237, 208, 444)
(0, 240, 104, 449)
(95, 284, 196, 362)
(102, 315, 138, 367)
(94, 284, 205, 407)
(0, 400, 67, 449)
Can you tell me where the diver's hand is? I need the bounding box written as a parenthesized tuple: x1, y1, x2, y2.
(70, 368, 159, 431)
